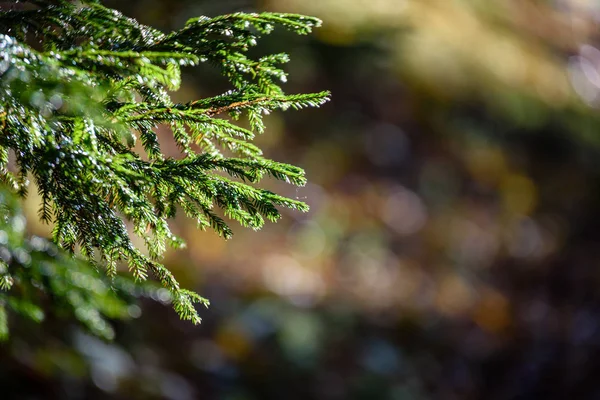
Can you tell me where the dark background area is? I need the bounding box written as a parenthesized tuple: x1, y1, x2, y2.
(6, 0, 600, 398)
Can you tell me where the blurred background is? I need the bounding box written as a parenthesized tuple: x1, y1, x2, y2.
(6, 0, 600, 398)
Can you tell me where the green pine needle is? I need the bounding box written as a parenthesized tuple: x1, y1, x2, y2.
(0, 1, 329, 338)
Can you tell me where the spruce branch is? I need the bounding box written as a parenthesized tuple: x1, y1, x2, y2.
(0, 0, 329, 337)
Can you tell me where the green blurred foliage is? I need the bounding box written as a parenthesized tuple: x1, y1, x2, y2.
(0, 185, 142, 341)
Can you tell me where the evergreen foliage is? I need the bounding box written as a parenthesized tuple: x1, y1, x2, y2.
(0, 0, 329, 338)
